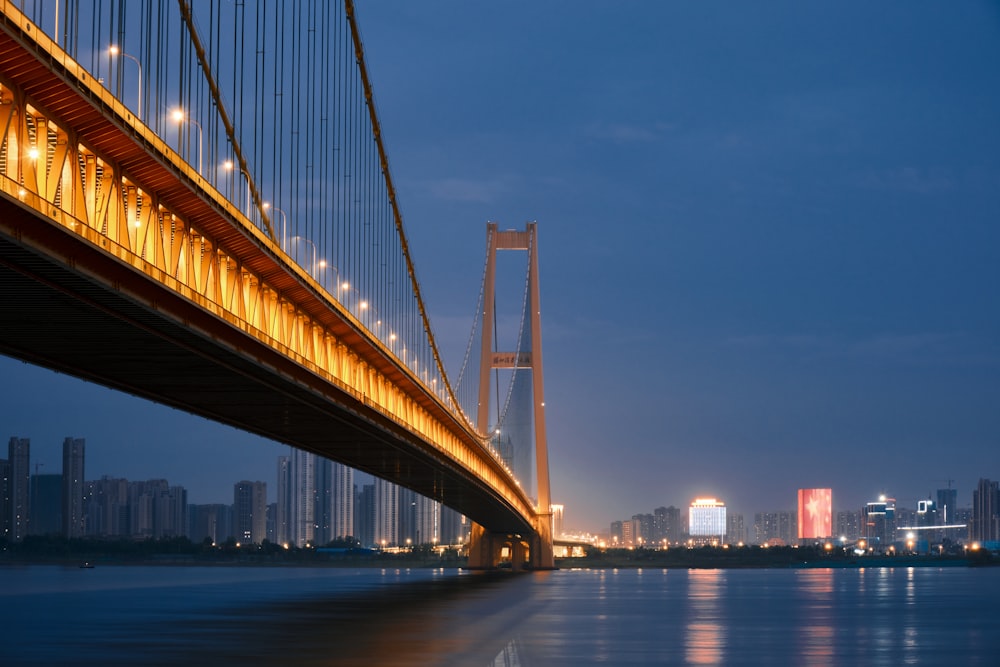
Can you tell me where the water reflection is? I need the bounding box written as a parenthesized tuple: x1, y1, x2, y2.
(133, 569, 528, 666)
(684, 570, 726, 665)
(795, 569, 835, 666)
(3, 565, 999, 665)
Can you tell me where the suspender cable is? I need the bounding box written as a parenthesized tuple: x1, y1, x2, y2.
(343, 0, 472, 433)
(176, 0, 276, 242)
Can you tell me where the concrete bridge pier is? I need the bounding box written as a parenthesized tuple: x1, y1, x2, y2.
(467, 521, 555, 570)
(531, 512, 555, 570)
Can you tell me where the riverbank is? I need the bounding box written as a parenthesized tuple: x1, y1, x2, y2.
(555, 545, 994, 569)
(3, 537, 995, 569)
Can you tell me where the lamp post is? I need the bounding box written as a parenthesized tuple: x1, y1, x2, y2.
(262, 202, 288, 248)
(289, 236, 328, 281)
(170, 108, 202, 173)
(222, 160, 251, 216)
(108, 45, 142, 119)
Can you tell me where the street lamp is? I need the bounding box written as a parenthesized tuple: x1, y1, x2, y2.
(170, 108, 202, 173)
(222, 160, 252, 216)
(108, 45, 142, 119)
(262, 202, 288, 248)
(289, 236, 327, 280)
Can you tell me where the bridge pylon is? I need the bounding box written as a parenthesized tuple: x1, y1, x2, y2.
(468, 222, 555, 570)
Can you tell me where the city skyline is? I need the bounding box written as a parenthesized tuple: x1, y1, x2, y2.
(5, 428, 993, 532)
(8, 431, 995, 549)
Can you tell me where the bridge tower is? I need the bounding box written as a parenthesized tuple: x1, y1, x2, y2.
(467, 222, 555, 570)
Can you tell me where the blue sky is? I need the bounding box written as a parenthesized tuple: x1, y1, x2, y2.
(4, 1, 999, 533)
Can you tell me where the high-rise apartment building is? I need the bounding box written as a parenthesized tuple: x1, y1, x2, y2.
(654, 506, 682, 545)
(797, 488, 833, 540)
(936, 488, 958, 525)
(836, 510, 861, 540)
(398, 488, 439, 546)
(610, 520, 623, 547)
(289, 448, 315, 547)
(374, 477, 398, 547)
(632, 513, 654, 546)
(266, 502, 277, 543)
(189, 503, 232, 544)
(7, 437, 30, 541)
(971, 478, 999, 543)
(754, 511, 798, 545)
(355, 482, 375, 547)
(126, 479, 186, 538)
(275, 455, 290, 546)
(62, 437, 85, 538)
(621, 518, 635, 546)
(84, 476, 128, 537)
(862, 496, 896, 549)
(439, 505, 466, 546)
(233, 481, 267, 544)
(315, 459, 354, 544)
(0, 457, 10, 541)
(727, 512, 747, 545)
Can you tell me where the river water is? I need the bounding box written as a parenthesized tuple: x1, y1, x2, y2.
(1, 564, 997, 665)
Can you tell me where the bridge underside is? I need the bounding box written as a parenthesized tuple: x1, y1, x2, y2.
(0, 200, 531, 536)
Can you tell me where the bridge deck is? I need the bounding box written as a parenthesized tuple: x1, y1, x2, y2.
(0, 211, 530, 534)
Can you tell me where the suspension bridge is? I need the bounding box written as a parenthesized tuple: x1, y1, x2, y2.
(0, 0, 553, 569)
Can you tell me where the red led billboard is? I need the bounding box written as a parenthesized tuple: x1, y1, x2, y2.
(797, 488, 832, 539)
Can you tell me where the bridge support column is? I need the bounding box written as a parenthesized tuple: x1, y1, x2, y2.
(531, 512, 555, 570)
(467, 521, 555, 570)
(467, 523, 503, 569)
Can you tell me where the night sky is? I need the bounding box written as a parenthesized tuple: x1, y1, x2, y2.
(3, 1, 999, 534)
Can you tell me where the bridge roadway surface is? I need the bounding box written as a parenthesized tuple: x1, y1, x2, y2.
(0, 5, 533, 537)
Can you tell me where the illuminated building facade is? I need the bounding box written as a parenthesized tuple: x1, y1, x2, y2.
(936, 488, 957, 525)
(862, 496, 896, 549)
(916, 499, 938, 528)
(689, 498, 726, 540)
(622, 518, 635, 546)
(797, 488, 832, 539)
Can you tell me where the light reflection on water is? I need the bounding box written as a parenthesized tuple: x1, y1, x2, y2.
(1, 564, 998, 665)
(795, 569, 834, 667)
(685, 569, 725, 665)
